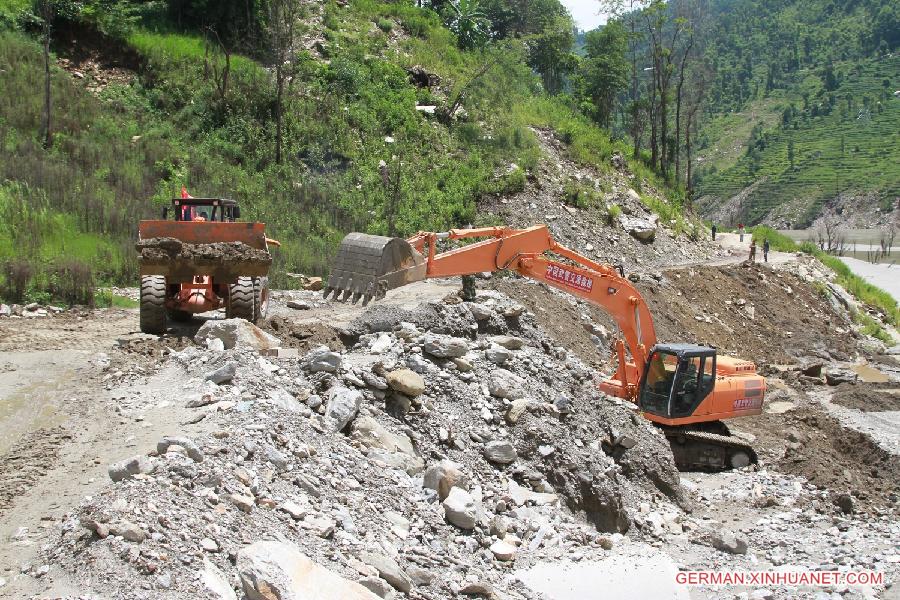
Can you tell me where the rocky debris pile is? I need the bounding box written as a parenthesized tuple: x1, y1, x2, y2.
(678, 469, 900, 598)
(0, 302, 67, 318)
(477, 128, 722, 272)
(46, 291, 686, 599)
(136, 238, 272, 266)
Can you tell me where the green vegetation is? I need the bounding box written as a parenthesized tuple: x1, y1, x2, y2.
(751, 225, 900, 329)
(692, 0, 900, 225)
(1, 0, 691, 304)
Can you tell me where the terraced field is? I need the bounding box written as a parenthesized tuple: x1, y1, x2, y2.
(697, 53, 900, 227)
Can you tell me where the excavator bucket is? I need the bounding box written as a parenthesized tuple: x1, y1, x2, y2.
(324, 233, 427, 305)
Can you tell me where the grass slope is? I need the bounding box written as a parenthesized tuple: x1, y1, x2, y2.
(0, 0, 683, 304)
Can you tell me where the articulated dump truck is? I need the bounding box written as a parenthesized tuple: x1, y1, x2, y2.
(136, 197, 275, 334)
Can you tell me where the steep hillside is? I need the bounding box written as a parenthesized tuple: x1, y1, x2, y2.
(691, 0, 900, 227)
(0, 0, 697, 305)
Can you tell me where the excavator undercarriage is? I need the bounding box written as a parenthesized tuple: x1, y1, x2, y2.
(324, 226, 766, 472)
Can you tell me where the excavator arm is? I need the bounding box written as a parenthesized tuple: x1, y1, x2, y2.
(325, 225, 657, 398)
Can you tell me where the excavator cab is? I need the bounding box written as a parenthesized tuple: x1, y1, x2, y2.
(639, 344, 717, 419)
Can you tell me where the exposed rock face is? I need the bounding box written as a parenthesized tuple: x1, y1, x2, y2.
(619, 216, 657, 242)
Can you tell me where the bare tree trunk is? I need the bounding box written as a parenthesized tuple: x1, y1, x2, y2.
(275, 62, 284, 164)
(674, 33, 694, 185)
(40, 1, 52, 150)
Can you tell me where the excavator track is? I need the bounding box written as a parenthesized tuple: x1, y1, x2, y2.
(662, 425, 758, 472)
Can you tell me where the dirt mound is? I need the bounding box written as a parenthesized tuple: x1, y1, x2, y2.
(263, 316, 343, 352)
(751, 406, 899, 513)
(831, 383, 900, 412)
(136, 237, 272, 265)
(640, 264, 856, 366)
(487, 277, 613, 369)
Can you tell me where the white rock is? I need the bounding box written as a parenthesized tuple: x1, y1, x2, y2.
(488, 369, 526, 399)
(201, 558, 237, 600)
(369, 333, 394, 353)
(489, 540, 517, 561)
(324, 387, 363, 432)
(305, 346, 342, 373)
(423, 459, 465, 501)
(442, 487, 478, 530)
(237, 541, 379, 600)
(195, 319, 281, 350)
(422, 334, 469, 358)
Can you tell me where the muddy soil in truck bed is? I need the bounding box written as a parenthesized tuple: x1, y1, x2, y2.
(136, 237, 272, 265)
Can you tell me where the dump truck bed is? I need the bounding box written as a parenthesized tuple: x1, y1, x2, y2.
(137, 221, 272, 283)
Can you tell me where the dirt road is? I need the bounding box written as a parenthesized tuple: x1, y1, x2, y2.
(0, 311, 220, 596)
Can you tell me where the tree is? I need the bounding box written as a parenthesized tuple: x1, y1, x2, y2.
(599, 0, 649, 157)
(267, 0, 298, 165)
(526, 14, 577, 94)
(644, 0, 688, 174)
(448, 0, 489, 50)
(576, 20, 628, 128)
(35, 0, 54, 149)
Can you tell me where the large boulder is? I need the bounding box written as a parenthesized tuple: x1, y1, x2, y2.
(237, 541, 379, 600)
(325, 387, 363, 432)
(442, 487, 478, 530)
(488, 369, 526, 399)
(422, 334, 469, 358)
(305, 346, 342, 373)
(483, 440, 517, 465)
(619, 216, 656, 243)
(195, 319, 281, 350)
(201, 558, 238, 600)
(386, 369, 425, 397)
(358, 552, 412, 593)
(712, 530, 749, 555)
(108, 455, 155, 482)
(351, 417, 416, 456)
(422, 459, 465, 501)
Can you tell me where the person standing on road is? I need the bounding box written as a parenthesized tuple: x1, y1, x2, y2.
(738, 223, 745, 242)
(749, 239, 757, 264)
(711, 224, 717, 241)
(763, 238, 770, 263)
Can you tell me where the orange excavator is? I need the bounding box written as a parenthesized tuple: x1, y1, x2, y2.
(325, 225, 765, 471)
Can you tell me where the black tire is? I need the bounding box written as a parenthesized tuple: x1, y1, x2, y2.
(140, 275, 167, 334)
(227, 277, 255, 321)
(167, 309, 193, 322)
(253, 277, 270, 322)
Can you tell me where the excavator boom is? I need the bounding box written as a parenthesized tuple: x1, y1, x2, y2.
(326, 226, 655, 397)
(325, 226, 766, 471)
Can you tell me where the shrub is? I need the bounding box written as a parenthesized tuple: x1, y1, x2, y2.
(377, 18, 393, 33)
(2, 258, 32, 302)
(49, 259, 95, 307)
(498, 167, 526, 195)
(604, 203, 622, 225)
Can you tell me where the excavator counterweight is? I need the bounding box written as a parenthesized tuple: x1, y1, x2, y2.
(325, 226, 766, 472)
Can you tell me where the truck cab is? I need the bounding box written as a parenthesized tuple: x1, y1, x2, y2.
(164, 198, 241, 223)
